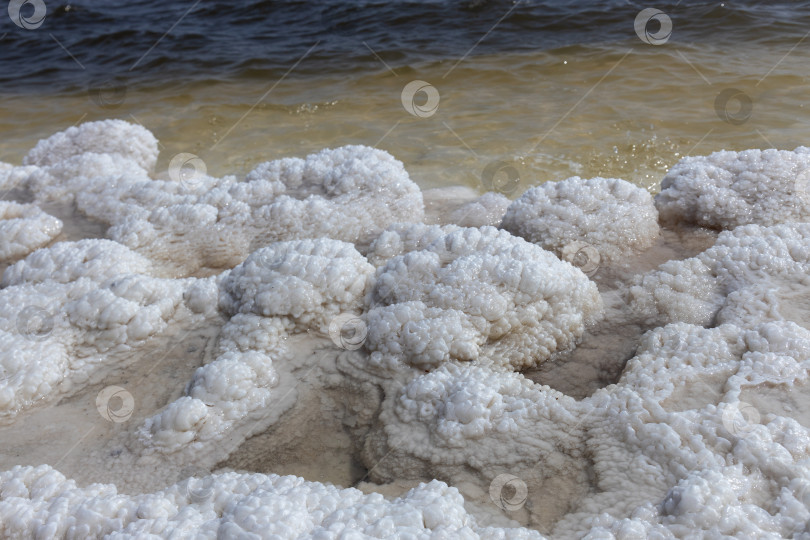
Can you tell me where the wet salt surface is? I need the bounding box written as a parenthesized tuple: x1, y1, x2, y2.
(0, 122, 808, 538)
(523, 227, 718, 399)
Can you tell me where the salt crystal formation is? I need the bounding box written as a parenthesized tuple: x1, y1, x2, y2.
(0, 121, 808, 539)
(501, 176, 660, 265)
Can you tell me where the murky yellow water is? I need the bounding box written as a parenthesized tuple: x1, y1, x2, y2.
(2, 41, 808, 196)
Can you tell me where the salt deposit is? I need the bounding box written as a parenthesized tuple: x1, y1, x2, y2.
(0, 121, 807, 539)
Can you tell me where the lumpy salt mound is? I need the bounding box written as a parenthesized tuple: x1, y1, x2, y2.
(2, 121, 424, 276)
(364, 226, 603, 371)
(0, 201, 62, 262)
(0, 123, 809, 540)
(656, 147, 810, 228)
(501, 176, 659, 265)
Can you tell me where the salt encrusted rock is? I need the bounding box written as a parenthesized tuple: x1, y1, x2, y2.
(31, 152, 150, 205)
(0, 240, 210, 419)
(70, 140, 424, 274)
(550, 319, 810, 538)
(656, 147, 810, 228)
(449, 192, 510, 227)
(357, 318, 810, 538)
(501, 176, 659, 265)
(366, 223, 461, 267)
(219, 238, 375, 334)
(214, 313, 289, 357)
(362, 362, 586, 493)
(0, 163, 36, 194)
(365, 226, 603, 370)
(139, 239, 373, 455)
(1, 123, 809, 540)
(23, 119, 158, 171)
(138, 350, 279, 453)
(0, 202, 62, 262)
(0, 465, 544, 539)
(244, 144, 424, 248)
(2, 239, 152, 286)
(627, 222, 810, 327)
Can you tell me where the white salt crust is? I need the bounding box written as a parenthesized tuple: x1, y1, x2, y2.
(138, 238, 375, 455)
(0, 466, 542, 539)
(0, 125, 807, 539)
(656, 147, 810, 228)
(351, 319, 810, 538)
(449, 192, 511, 228)
(0, 201, 62, 262)
(626, 222, 810, 327)
(364, 226, 604, 370)
(501, 176, 660, 265)
(0, 239, 215, 420)
(1, 121, 423, 275)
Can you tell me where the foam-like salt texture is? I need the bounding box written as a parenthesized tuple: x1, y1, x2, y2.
(0, 239, 215, 421)
(365, 226, 604, 370)
(0, 466, 543, 539)
(626, 222, 810, 327)
(0, 201, 62, 262)
(0, 123, 808, 540)
(501, 176, 659, 265)
(77, 144, 423, 275)
(138, 238, 373, 456)
(656, 147, 810, 228)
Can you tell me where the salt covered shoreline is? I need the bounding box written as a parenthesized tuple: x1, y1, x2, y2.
(0, 120, 807, 538)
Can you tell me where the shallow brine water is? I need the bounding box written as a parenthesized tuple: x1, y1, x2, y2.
(0, 1, 810, 539)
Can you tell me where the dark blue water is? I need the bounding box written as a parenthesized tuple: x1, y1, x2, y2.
(2, 0, 809, 94)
